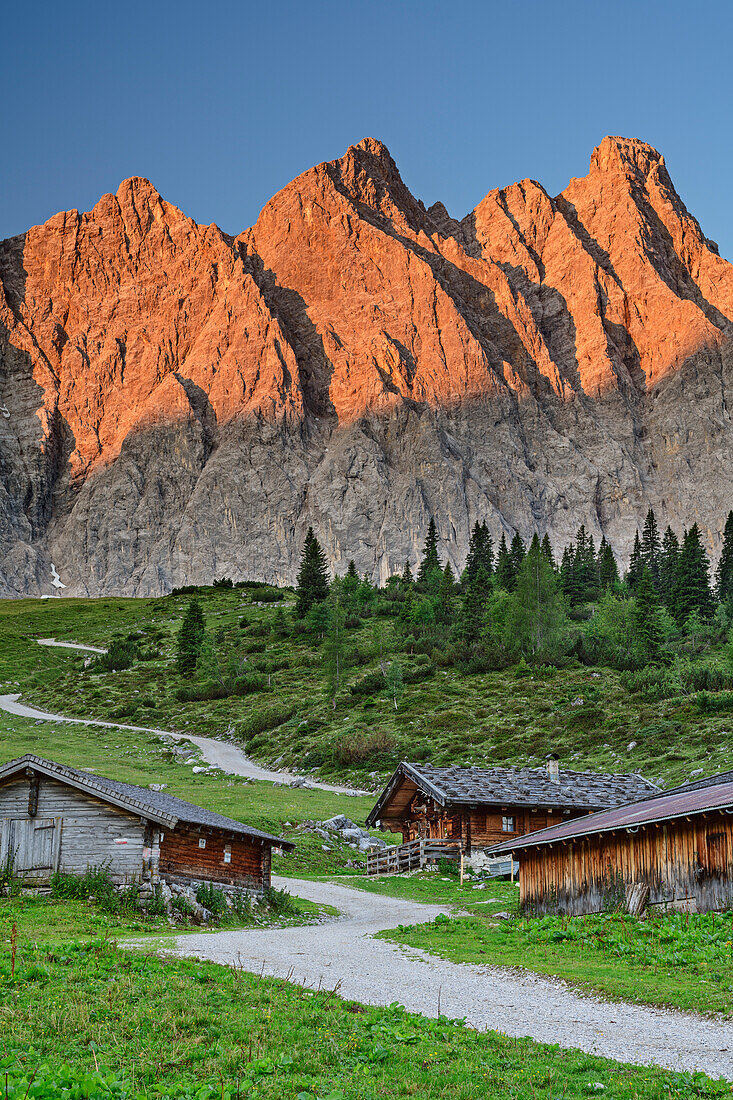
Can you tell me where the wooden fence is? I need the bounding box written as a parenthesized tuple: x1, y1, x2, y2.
(365, 838, 463, 876)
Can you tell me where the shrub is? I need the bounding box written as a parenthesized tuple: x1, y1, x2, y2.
(233, 673, 268, 695)
(262, 885, 295, 914)
(195, 881, 227, 914)
(349, 669, 385, 696)
(94, 636, 138, 672)
(329, 727, 396, 766)
(240, 703, 297, 741)
(175, 681, 229, 702)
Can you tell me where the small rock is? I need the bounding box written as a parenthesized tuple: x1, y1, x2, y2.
(627, 741, 637, 752)
(571, 697, 584, 707)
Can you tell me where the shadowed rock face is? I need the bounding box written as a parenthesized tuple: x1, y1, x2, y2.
(1, 135, 732, 596)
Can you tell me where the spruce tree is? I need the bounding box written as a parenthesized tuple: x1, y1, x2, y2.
(509, 532, 526, 589)
(627, 531, 643, 592)
(295, 527, 330, 617)
(674, 523, 714, 623)
(598, 537, 619, 591)
(417, 518, 441, 588)
(640, 508, 662, 588)
(401, 561, 414, 587)
(559, 543, 576, 601)
(540, 533, 555, 570)
(659, 526, 680, 609)
(460, 566, 492, 645)
(464, 521, 494, 586)
(494, 533, 513, 591)
(632, 566, 663, 664)
(716, 511, 733, 607)
(177, 599, 205, 675)
(573, 525, 598, 602)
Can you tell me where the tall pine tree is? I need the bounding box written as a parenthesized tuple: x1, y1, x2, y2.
(417, 518, 441, 588)
(716, 511, 733, 607)
(540, 533, 555, 569)
(295, 527, 330, 617)
(640, 508, 662, 589)
(674, 523, 714, 623)
(627, 531, 643, 592)
(632, 566, 663, 664)
(659, 526, 680, 609)
(509, 534, 567, 659)
(598, 537, 619, 591)
(459, 566, 492, 645)
(494, 533, 514, 591)
(464, 521, 494, 585)
(506, 532, 526, 591)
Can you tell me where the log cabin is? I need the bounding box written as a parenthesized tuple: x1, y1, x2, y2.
(365, 760, 658, 853)
(489, 774, 733, 915)
(0, 755, 294, 891)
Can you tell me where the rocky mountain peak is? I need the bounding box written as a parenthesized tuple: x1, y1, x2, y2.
(588, 135, 665, 179)
(1, 137, 733, 598)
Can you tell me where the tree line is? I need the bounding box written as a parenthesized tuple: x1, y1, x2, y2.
(174, 510, 733, 710)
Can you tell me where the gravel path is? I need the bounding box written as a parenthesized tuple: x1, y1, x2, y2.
(0, 690, 367, 795)
(164, 876, 733, 1080)
(37, 637, 108, 654)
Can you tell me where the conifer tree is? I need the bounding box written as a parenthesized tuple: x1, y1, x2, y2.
(540, 533, 555, 570)
(460, 566, 492, 645)
(401, 561, 414, 587)
(176, 599, 205, 675)
(632, 566, 663, 664)
(598, 537, 619, 591)
(716, 511, 733, 607)
(509, 532, 526, 589)
(464, 521, 494, 586)
(659, 526, 680, 609)
(509, 534, 567, 659)
(494, 533, 513, 591)
(627, 531, 643, 592)
(640, 508, 662, 589)
(438, 561, 456, 618)
(295, 527, 330, 617)
(417, 518, 441, 588)
(573, 525, 599, 602)
(559, 544, 579, 604)
(674, 523, 714, 623)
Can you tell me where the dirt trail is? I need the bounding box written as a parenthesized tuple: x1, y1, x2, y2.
(1, 650, 369, 796)
(164, 875, 733, 1080)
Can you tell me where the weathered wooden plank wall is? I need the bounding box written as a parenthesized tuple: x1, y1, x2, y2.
(0, 775, 146, 881)
(518, 811, 733, 915)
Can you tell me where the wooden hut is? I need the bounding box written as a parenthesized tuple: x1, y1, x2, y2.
(365, 761, 657, 853)
(0, 755, 293, 891)
(489, 775, 733, 915)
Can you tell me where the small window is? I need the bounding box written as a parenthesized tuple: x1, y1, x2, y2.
(223, 844, 232, 864)
(198, 837, 206, 849)
(502, 816, 514, 833)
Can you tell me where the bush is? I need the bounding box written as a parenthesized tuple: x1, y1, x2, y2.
(262, 885, 295, 914)
(94, 636, 138, 672)
(195, 881, 227, 914)
(247, 586, 284, 603)
(329, 727, 396, 766)
(175, 681, 230, 702)
(240, 703, 297, 741)
(349, 669, 385, 696)
(233, 673, 269, 695)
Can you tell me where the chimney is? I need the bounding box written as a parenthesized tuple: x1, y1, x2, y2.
(546, 753, 560, 784)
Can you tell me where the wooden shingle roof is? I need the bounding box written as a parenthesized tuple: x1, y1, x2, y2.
(366, 761, 658, 828)
(0, 755, 294, 850)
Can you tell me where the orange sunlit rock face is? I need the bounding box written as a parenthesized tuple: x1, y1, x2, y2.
(1, 136, 732, 595)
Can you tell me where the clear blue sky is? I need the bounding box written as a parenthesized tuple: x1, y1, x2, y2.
(4, 0, 732, 255)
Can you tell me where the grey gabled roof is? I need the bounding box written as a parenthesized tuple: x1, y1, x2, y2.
(0, 755, 294, 850)
(366, 761, 658, 827)
(488, 776, 733, 854)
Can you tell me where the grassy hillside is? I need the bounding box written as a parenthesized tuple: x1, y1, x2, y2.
(1, 587, 732, 793)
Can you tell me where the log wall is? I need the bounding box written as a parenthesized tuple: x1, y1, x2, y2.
(401, 803, 585, 850)
(518, 811, 733, 915)
(159, 826, 269, 890)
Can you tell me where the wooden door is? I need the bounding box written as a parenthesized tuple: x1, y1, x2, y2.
(0, 818, 61, 879)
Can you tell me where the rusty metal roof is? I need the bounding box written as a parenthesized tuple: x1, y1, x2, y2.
(365, 761, 658, 828)
(489, 776, 733, 854)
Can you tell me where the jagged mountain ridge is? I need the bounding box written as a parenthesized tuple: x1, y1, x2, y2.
(1, 135, 732, 596)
